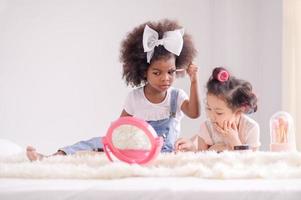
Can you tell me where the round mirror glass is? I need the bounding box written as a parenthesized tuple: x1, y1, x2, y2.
(111, 124, 152, 160)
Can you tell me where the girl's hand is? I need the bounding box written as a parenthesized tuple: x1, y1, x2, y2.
(186, 63, 198, 83)
(208, 143, 229, 152)
(179, 62, 200, 119)
(174, 138, 196, 152)
(213, 120, 242, 148)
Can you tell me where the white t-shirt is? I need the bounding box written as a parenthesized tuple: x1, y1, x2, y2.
(123, 86, 189, 136)
(198, 114, 261, 148)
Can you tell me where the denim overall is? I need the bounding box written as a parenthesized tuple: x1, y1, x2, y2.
(60, 89, 179, 154)
(146, 89, 178, 152)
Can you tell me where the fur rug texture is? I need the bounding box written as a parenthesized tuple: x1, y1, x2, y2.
(1, 151, 301, 179)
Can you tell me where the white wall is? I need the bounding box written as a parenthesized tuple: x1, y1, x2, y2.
(207, 0, 283, 150)
(0, 0, 282, 153)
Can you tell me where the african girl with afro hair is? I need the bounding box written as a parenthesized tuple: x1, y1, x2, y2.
(120, 19, 197, 87)
(120, 19, 201, 152)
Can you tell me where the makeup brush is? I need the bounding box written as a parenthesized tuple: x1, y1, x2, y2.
(175, 68, 186, 72)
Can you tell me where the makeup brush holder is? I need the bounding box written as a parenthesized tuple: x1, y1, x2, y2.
(270, 111, 296, 152)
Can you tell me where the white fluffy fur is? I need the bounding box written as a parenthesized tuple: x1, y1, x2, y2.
(0, 139, 23, 157)
(1, 151, 301, 179)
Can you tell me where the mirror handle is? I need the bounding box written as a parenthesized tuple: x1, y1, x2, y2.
(102, 137, 113, 162)
(140, 137, 163, 164)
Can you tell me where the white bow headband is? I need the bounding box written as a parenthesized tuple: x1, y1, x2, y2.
(143, 25, 184, 63)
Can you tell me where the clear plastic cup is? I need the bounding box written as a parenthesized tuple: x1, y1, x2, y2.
(270, 111, 296, 151)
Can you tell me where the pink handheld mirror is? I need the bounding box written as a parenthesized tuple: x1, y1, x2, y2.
(102, 116, 163, 165)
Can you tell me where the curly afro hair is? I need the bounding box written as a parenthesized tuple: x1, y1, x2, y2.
(120, 19, 197, 87)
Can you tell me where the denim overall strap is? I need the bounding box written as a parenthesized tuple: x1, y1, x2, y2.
(169, 88, 179, 118)
(147, 88, 179, 152)
(163, 88, 179, 151)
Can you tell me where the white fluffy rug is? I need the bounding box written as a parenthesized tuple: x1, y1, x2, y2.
(1, 151, 301, 179)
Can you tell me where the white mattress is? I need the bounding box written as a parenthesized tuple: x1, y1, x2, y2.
(1, 178, 301, 200)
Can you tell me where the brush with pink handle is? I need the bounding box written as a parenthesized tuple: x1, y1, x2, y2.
(274, 117, 288, 143)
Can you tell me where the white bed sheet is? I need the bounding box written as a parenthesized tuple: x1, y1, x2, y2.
(1, 178, 301, 200)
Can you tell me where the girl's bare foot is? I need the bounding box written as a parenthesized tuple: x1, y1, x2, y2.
(26, 146, 44, 161)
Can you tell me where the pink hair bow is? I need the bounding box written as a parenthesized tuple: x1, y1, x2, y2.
(217, 70, 229, 82)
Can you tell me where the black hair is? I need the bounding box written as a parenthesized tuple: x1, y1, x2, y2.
(206, 67, 258, 114)
(120, 19, 197, 87)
